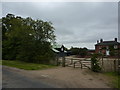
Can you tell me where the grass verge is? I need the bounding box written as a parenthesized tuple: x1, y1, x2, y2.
(0, 60, 2, 65)
(2, 60, 56, 70)
(103, 72, 120, 88)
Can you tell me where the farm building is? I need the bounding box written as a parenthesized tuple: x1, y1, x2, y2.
(52, 44, 68, 57)
(95, 38, 120, 57)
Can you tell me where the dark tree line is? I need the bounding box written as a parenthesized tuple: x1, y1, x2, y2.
(2, 14, 56, 64)
(69, 47, 88, 57)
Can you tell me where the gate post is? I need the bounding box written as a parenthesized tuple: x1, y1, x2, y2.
(62, 54, 65, 67)
(114, 60, 116, 72)
(61, 45, 65, 67)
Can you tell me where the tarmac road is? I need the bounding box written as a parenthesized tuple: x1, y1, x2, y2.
(2, 66, 56, 88)
(0, 65, 2, 89)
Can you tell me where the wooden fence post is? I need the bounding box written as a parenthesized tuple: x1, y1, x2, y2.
(100, 57, 104, 72)
(73, 62, 75, 68)
(61, 45, 65, 67)
(62, 53, 65, 67)
(71, 58, 73, 65)
(56, 55, 59, 66)
(81, 62, 82, 69)
(114, 60, 116, 72)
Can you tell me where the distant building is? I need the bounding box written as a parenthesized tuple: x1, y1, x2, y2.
(52, 44, 67, 57)
(95, 38, 120, 57)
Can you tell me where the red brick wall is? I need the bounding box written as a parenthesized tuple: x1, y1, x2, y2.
(95, 44, 120, 56)
(95, 45, 106, 55)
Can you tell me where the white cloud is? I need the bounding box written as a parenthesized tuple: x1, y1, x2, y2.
(2, 2, 118, 49)
(1, 0, 119, 2)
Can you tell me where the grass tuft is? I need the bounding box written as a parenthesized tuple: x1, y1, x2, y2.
(104, 72, 120, 88)
(0, 60, 2, 65)
(2, 60, 56, 70)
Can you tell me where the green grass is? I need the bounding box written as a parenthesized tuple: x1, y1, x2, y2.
(2, 60, 56, 70)
(104, 72, 120, 88)
(0, 60, 2, 65)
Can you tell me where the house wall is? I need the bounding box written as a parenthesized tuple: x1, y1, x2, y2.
(95, 45, 108, 54)
(95, 45, 120, 56)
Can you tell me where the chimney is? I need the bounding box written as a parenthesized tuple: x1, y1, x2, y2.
(100, 39, 103, 43)
(115, 38, 117, 42)
(97, 40, 99, 44)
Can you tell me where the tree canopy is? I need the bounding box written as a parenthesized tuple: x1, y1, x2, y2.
(69, 47, 88, 57)
(2, 14, 56, 64)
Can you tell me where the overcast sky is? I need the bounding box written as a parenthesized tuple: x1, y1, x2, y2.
(2, 2, 118, 49)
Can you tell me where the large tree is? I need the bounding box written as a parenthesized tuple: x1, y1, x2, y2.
(2, 14, 56, 64)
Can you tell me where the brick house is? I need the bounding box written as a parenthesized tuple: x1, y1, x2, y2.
(95, 38, 120, 57)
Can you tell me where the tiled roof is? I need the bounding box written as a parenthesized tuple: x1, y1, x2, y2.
(95, 41, 120, 46)
(52, 48, 59, 53)
(52, 44, 62, 48)
(52, 44, 67, 53)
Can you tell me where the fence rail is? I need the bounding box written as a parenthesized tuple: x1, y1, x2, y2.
(57, 56, 119, 72)
(58, 57, 91, 69)
(99, 58, 119, 72)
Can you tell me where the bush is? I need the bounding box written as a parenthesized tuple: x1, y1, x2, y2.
(91, 54, 101, 72)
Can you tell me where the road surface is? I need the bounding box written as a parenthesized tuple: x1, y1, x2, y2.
(2, 66, 56, 88)
(0, 65, 2, 89)
(2, 65, 112, 88)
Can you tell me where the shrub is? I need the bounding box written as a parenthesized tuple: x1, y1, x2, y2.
(91, 54, 101, 72)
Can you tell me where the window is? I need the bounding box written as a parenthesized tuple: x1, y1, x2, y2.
(99, 47, 101, 49)
(106, 46, 109, 50)
(114, 45, 118, 49)
(99, 51, 101, 53)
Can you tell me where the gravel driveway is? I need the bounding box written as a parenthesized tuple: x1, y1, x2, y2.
(27, 67, 112, 88)
(2, 66, 113, 88)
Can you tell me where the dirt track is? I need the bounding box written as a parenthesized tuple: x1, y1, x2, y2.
(3, 66, 113, 88)
(28, 67, 113, 88)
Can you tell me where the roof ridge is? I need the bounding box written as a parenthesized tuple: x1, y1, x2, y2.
(102, 40, 116, 42)
(95, 40, 120, 45)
